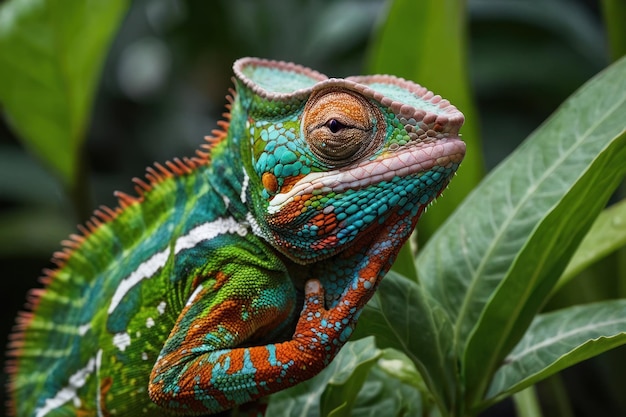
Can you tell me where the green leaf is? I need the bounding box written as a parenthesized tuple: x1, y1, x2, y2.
(417, 56, 626, 407)
(351, 363, 423, 417)
(377, 349, 428, 395)
(320, 340, 382, 417)
(266, 337, 381, 417)
(484, 300, 626, 409)
(462, 58, 626, 406)
(366, 0, 484, 243)
(0, 0, 128, 187)
(556, 199, 626, 290)
(354, 271, 456, 414)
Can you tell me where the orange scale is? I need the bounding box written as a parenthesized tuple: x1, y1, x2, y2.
(248, 348, 270, 374)
(323, 223, 337, 234)
(311, 235, 338, 250)
(358, 263, 380, 280)
(323, 213, 337, 225)
(311, 213, 326, 227)
(224, 349, 246, 375)
(281, 174, 305, 194)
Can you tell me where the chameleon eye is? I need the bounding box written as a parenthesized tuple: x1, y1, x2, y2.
(326, 119, 345, 134)
(303, 89, 385, 167)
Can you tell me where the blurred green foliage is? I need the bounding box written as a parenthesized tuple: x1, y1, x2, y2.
(368, 0, 484, 246)
(1, 0, 624, 416)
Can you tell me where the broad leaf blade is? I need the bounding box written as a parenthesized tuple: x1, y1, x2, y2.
(354, 271, 456, 413)
(416, 56, 626, 404)
(0, 0, 128, 186)
(484, 300, 626, 409)
(367, 0, 484, 243)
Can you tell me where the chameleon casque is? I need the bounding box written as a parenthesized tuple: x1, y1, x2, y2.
(6, 58, 465, 416)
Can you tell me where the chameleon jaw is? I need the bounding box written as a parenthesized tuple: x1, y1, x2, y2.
(267, 137, 465, 215)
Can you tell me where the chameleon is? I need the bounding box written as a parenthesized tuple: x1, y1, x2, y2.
(6, 57, 465, 416)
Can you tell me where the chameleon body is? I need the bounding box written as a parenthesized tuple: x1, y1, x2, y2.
(6, 58, 465, 416)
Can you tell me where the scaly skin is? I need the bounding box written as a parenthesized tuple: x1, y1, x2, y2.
(6, 58, 465, 416)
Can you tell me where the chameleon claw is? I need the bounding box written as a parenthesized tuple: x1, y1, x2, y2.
(302, 279, 325, 312)
(304, 279, 322, 295)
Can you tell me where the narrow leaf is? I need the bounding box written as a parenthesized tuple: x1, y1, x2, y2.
(0, 0, 128, 186)
(483, 300, 626, 410)
(556, 199, 626, 290)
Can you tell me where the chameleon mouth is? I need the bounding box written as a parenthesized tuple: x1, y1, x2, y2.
(267, 137, 465, 214)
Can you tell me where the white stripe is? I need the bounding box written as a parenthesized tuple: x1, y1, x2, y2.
(157, 301, 166, 315)
(186, 283, 204, 307)
(112, 332, 131, 351)
(95, 350, 104, 417)
(174, 217, 246, 254)
(78, 323, 90, 336)
(35, 352, 100, 417)
(107, 248, 171, 314)
(240, 171, 249, 203)
(245, 212, 265, 238)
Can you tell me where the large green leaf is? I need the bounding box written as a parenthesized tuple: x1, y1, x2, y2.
(366, 0, 484, 243)
(483, 300, 626, 409)
(417, 56, 626, 406)
(0, 0, 128, 187)
(354, 271, 456, 414)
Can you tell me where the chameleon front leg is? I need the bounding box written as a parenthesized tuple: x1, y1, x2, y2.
(148, 273, 354, 415)
(148, 261, 296, 414)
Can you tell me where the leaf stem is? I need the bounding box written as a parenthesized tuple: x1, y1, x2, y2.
(512, 386, 542, 417)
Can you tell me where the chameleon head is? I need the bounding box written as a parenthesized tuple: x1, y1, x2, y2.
(233, 58, 466, 264)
